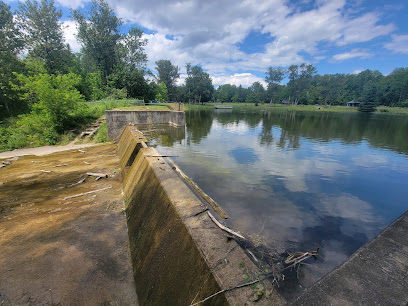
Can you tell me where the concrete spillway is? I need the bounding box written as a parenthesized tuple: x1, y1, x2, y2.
(118, 126, 285, 305)
(106, 110, 185, 141)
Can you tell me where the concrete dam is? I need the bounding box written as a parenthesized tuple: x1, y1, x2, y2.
(107, 109, 408, 305)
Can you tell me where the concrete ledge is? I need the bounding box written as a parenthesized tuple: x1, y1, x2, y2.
(291, 210, 408, 306)
(120, 128, 285, 305)
(106, 110, 185, 141)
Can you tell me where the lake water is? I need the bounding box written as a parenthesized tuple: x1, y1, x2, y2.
(141, 109, 408, 300)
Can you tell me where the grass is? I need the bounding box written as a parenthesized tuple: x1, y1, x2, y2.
(184, 102, 408, 114)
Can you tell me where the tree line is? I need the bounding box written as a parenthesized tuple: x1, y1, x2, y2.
(213, 65, 408, 107)
(1, 0, 408, 150)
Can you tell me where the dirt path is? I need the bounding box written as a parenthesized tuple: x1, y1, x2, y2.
(0, 142, 100, 159)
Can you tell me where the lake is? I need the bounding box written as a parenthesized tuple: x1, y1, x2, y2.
(141, 109, 408, 300)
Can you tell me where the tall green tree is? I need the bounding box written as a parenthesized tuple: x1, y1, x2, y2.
(155, 60, 180, 101)
(287, 63, 317, 105)
(185, 64, 214, 104)
(265, 67, 286, 103)
(0, 1, 25, 117)
(246, 82, 265, 103)
(72, 0, 122, 83)
(155, 82, 168, 102)
(17, 0, 72, 74)
(112, 27, 148, 98)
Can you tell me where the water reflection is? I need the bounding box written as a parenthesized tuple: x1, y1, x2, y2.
(149, 110, 408, 301)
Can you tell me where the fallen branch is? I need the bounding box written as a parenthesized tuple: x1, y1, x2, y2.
(68, 178, 86, 188)
(54, 164, 68, 167)
(168, 159, 229, 219)
(63, 186, 112, 200)
(83, 161, 91, 165)
(78, 149, 86, 154)
(86, 172, 108, 178)
(190, 274, 277, 306)
(208, 212, 245, 240)
(40, 170, 52, 173)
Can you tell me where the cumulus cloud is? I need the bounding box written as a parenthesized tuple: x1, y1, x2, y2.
(62, 20, 81, 53)
(211, 73, 267, 88)
(331, 49, 373, 62)
(385, 34, 408, 54)
(59, 0, 397, 83)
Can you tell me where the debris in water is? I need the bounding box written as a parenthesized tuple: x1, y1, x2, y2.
(285, 248, 319, 267)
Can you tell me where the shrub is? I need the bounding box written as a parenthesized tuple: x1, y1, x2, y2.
(358, 101, 376, 113)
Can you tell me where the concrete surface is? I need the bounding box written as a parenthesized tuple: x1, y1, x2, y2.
(119, 128, 285, 305)
(0, 144, 138, 305)
(106, 110, 185, 141)
(291, 210, 408, 306)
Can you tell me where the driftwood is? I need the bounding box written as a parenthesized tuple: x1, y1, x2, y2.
(78, 149, 86, 154)
(87, 172, 108, 178)
(83, 161, 91, 165)
(63, 186, 112, 200)
(207, 212, 245, 240)
(68, 178, 86, 188)
(40, 170, 52, 173)
(168, 159, 229, 219)
(54, 164, 68, 167)
(190, 273, 278, 306)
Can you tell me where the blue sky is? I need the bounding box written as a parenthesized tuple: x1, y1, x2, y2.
(7, 0, 408, 87)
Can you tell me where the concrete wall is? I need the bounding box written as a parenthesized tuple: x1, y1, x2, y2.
(118, 126, 285, 306)
(106, 110, 185, 141)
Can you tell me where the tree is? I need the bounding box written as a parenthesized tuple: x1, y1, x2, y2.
(155, 60, 180, 101)
(287, 63, 317, 105)
(155, 82, 168, 102)
(111, 27, 148, 99)
(361, 80, 377, 103)
(72, 0, 122, 83)
(185, 64, 214, 104)
(265, 67, 286, 103)
(246, 82, 265, 103)
(0, 1, 25, 117)
(13, 69, 84, 132)
(17, 0, 72, 74)
(358, 101, 376, 113)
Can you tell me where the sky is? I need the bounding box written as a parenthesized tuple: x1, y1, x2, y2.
(7, 0, 408, 87)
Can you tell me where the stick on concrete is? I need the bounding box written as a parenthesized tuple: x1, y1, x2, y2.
(207, 212, 245, 240)
(63, 186, 112, 200)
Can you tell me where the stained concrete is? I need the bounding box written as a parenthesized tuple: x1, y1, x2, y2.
(119, 126, 285, 305)
(106, 110, 185, 141)
(0, 144, 138, 305)
(291, 210, 408, 306)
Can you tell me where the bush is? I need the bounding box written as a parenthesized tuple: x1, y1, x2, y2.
(358, 101, 376, 113)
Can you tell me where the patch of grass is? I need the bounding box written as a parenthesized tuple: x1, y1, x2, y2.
(94, 122, 108, 143)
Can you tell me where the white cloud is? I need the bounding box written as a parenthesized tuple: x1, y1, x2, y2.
(56, 0, 87, 9)
(385, 34, 408, 54)
(62, 20, 81, 53)
(58, 0, 397, 82)
(331, 49, 373, 62)
(337, 12, 395, 46)
(211, 73, 267, 88)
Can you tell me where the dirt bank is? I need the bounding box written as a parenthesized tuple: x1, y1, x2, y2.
(0, 144, 138, 305)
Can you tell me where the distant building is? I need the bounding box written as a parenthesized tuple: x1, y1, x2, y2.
(282, 100, 290, 105)
(347, 100, 360, 107)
